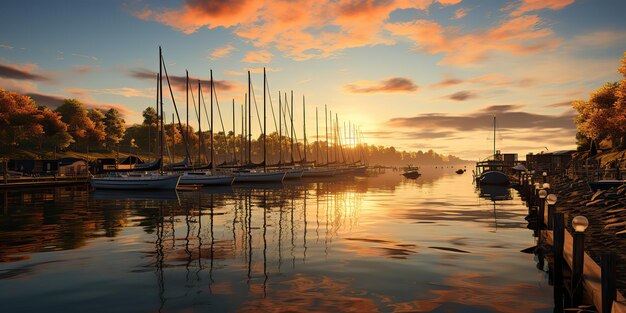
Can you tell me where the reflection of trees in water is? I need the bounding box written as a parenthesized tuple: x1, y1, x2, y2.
(0, 186, 129, 262)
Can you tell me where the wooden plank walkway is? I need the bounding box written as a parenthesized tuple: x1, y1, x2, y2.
(0, 175, 90, 189)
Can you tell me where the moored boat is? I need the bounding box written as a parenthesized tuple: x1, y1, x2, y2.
(233, 169, 286, 183)
(179, 172, 234, 186)
(302, 168, 336, 178)
(402, 166, 420, 179)
(90, 173, 181, 190)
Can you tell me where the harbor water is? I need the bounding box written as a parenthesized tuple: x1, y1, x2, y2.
(0, 168, 554, 312)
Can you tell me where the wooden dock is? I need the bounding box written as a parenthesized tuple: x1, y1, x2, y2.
(0, 175, 90, 189)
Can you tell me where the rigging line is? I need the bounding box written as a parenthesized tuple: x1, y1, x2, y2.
(250, 81, 263, 135)
(284, 92, 303, 161)
(161, 55, 191, 161)
(264, 76, 279, 133)
(189, 82, 199, 122)
(200, 83, 211, 131)
(199, 81, 212, 160)
(211, 79, 227, 139)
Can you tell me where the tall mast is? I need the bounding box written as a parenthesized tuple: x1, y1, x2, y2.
(232, 99, 236, 164)
(290, 91, 294, 164)
(241, 103, 244, 164)
(315, 107, 319, 164)
(198, 80, 202, 164)
(263, 67, 267, 171)
(279, 91, 282, 165)
(186, 70, 189, 165)
(210, 70, 214, 171)
(493, 115, 496, 157)
(248, 72, 252, 164)
(303, 95, 307, 163)
(325, 105, 328, 166)
(159, 46, 163, 173)
(152, 73, 157, 161)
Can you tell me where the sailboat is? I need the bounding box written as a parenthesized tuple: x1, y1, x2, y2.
(302, 105, 335, 178)
(476, 116, 510, 186)
(179, 70, 234, 186)
(90, 47, 181, 190)
(233, 68, 286, 183)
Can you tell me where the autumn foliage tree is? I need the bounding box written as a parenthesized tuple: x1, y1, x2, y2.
(573, 52, 626, 149)
(0, 89, 72, 152)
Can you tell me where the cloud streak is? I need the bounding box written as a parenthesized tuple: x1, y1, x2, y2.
(129, 68, 238, 92)
(0, 63, 50, 81)
(345, 77, 418, 93)
(506, 0, 575, 16)
(388, 104, 575, 131)
(448, 90, 478, 101)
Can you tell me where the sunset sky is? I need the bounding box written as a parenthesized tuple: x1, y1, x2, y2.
(1, 0, 625, 160)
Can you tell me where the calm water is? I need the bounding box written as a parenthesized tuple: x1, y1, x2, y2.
(0, 168, 553, 312)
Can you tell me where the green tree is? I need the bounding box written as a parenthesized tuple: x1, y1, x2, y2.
(142, 107, 157, 125)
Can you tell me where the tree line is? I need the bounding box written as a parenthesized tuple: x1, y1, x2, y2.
(0, 88, 467, 165)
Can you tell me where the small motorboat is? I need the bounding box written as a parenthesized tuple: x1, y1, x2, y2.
(456, 169, 465, 174)
(402, 166, 420, 179)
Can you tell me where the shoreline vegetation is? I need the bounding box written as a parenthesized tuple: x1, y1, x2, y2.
(0, 89, 467, 166)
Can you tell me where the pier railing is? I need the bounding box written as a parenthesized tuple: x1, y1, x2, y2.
(518, 179, 626, 313)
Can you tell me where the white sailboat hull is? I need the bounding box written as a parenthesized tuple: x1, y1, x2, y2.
(179, 173, 234, 186)
(302, 168, 336, 178)
(233, 171, 286, 183)
(90, 174, 181, 190)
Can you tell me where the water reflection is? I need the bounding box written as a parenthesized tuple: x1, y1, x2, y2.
(0, 169, 553, 312)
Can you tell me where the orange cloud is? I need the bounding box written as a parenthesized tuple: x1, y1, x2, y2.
(451, 7, 468, 19)
(242, 50, 272, 64)
(507, 0, 575, 16)
(345, 77, 418, 93)
(133, 0, 466, 61)
(133, 0, 263, 34)
(209, 43, 237, 60)
(386, 15, 559, 65)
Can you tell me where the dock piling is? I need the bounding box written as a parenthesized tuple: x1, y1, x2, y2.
(601, 252, 616, 313)
(571, 215, 589, 307)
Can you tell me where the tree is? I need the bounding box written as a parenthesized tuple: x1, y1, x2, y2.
(103, 108, 126, 147)
(0, 89, 45, 147)
(86, 108, 106, 146)
(39, 107, 73, 150)
(572, 82, 620, 148)
(142, 107, 157, 126)
(55, 99, 94, 142)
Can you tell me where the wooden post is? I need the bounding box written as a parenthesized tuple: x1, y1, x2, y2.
(572, 232, 585, 307)
(538, 197, 545, 230)
(2, 160, 7, 184)
(602, 252, 616, 313)
(554, 213, 565, 311)
(547, 203, 555, 230)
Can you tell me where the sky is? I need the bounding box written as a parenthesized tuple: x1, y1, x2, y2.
(1, 0, 625, 160)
